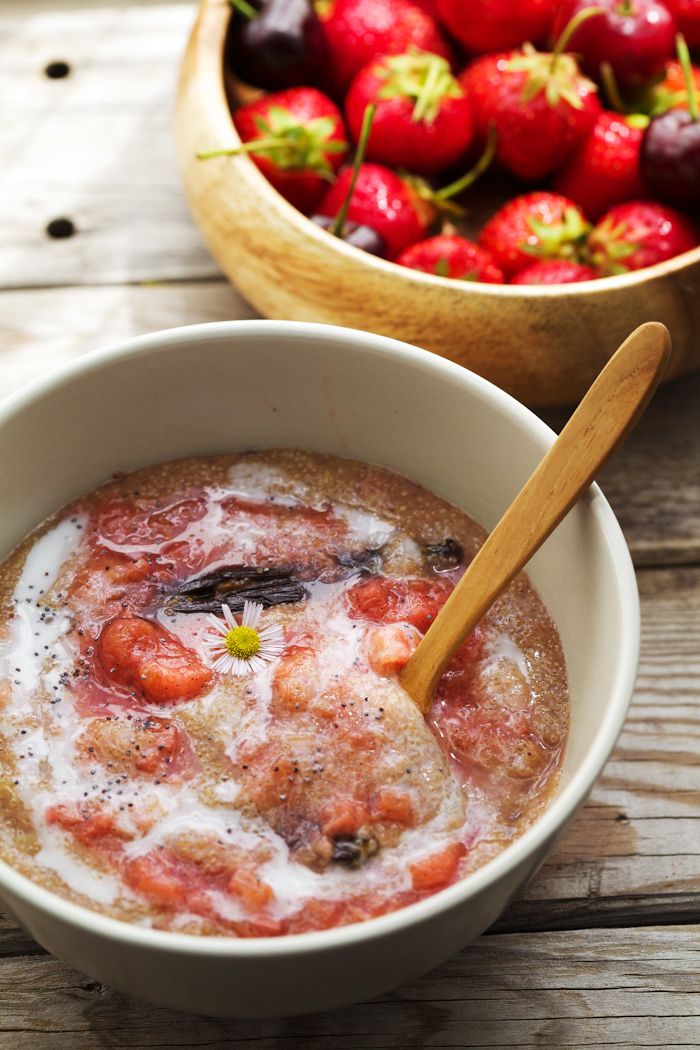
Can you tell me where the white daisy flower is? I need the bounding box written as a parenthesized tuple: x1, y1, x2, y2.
(204, 600, 285, 676)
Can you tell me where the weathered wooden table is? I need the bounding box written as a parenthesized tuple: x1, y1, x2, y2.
(1, 2, 699, 1046)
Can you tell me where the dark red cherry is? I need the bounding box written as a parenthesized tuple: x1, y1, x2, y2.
(227, 0, 326, 90)
(641, 109, 700, 211)
(551, 0, 676, 93)
(310, 214, 387, 257)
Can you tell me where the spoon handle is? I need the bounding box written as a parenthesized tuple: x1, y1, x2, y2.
(399, 321, 672, 714)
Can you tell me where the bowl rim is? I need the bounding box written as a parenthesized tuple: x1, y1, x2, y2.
(190, 0, 700, 294)
(0, 318, 640, 957)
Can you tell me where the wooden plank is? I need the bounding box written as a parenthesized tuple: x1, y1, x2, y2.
(0, 925, 697, 1047)
(541, 371, 700, 568)
(0, 280, 257, 399)
(0, 2, 219, 287)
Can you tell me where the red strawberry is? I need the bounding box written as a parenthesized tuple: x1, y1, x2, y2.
(459, 44, 602, 180)
(552, 111, 650, 222)
(551, 0, 676, 94)
(663, 0, 700, 47)
(345, 51, 474, 176)
(586, 201, 700, 275)
(649, 56, 700, 113)
(315, 162, 436, 257)
(478, 192, 592, 279)
(436, 0, 561, 54)
(510, 259, 598, 283)
(220, 87, 349, 213)
(317, 0, 453, 98)
(395, 234, 505, 282)
(411, 0, 441, 14)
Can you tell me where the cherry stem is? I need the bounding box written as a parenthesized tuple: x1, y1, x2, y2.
(551, 5, 606, 73)
(600, 61, 628, 113)
(330, 102, 376, 237)
(677, 33, 699, 122)
(433, 123, 497, 201)
(229, 0, 258, 19)
(197, 137, 293, 159)
(616, 0, 633, 15)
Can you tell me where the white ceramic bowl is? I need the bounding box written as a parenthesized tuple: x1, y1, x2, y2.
(0, 320, 638, 1018)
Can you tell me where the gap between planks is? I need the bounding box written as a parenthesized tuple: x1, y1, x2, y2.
(0, 925, 699, 1048)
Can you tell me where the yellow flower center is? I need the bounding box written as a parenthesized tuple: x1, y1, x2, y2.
(225, 625, 261, 661)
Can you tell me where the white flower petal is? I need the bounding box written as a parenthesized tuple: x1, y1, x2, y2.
(213, 653, 234, 673)
(241, 600, 263, 629)
(206, 612, 227, 635)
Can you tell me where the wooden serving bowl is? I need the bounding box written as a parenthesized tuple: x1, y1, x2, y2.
(174, 0, 700, 406)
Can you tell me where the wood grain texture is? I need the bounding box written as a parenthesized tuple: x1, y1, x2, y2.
(0, 925, 698, 1047)
(542, 370, 700, 568)
(0, 1, 217, 288)
(0, 281, 257, 399)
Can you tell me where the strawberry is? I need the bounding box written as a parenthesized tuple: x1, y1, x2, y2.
(648, 56, 700, 114)
(551, 0, 676, 94)
(206, 87, 349, 214)
(395, 234, 505, 282)
(314, 162, 436, 256)
(459, 35, 602, 180)
(478, 191, 592, 279)
(586, 201, 700, 275)
(344, 50, 474, 176)
(316, 0, 453, 98)
(315, 107, 495, 259)
(411, 0, 441, 14)
(510, 259, 598, 283)
(552, 111, 650, 222)
(436, 0, 561, 54)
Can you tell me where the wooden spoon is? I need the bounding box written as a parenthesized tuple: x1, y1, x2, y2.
(399, 321, 672, 715)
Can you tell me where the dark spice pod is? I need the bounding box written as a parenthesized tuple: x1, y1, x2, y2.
(165, 564, 306, 614)
(332, 546, 385, 573)
(331, 834, 380, 869)
(420, 538, 463, 571)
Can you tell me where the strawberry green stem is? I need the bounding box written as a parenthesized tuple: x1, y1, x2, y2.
(433, 123, 497, 201)
(412, 56, 443, 124)
(677, 33, 699, 122)
(229, 0, 258, 19)
(330, 103, 376, 238)
(197, 137, 293, 159)
(198, 137, 298, 159)
(551, 6, 606, 73)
